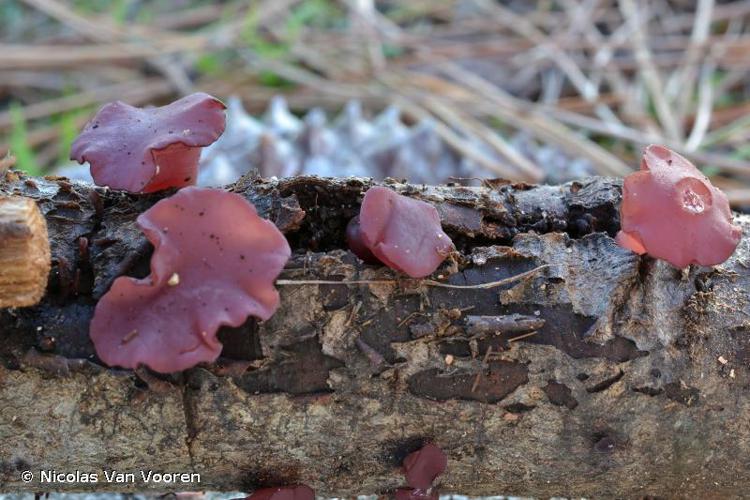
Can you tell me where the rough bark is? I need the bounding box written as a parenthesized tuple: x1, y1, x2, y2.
(1, 170, 749, 498)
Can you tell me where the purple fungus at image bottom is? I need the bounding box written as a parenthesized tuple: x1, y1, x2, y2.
(395, 488, 439, 500)
(89, 186, 291, 373)
(239, 485, 315, 500)
(403, 443, 448, 490)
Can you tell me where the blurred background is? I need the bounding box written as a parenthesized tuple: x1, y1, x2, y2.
(1, 0, 749, 204)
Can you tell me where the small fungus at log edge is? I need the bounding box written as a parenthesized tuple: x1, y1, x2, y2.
(616, 145, 742, 269)
(395, 488, 438, 500)
(403, 443, 447, 490)
(239, 485, 314, 500)
(71, 93, 226, 193)
(347, 186, 455, 278)
(90, 187, 291, 373)
(345, 215, 379, 264)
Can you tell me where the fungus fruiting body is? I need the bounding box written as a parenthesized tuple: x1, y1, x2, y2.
(403, 443, 447, 490)
(71, 93, 226, 193)
(394, 443, 447, 499)
(348, 186, 454, 278)
(395, 488, 438, 500)
(242, 485, 314, 500)
(616, 145, 742, 268)
(345, 215, 379, 264)
(90, 187, 290, 373)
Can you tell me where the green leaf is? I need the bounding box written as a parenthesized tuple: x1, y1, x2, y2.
(258, 71, 294, 89)
(195, 53, 222, 76)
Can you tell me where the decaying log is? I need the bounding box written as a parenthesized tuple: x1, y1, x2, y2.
(0, 196, 51, 307)
(1, 170, 750, 498)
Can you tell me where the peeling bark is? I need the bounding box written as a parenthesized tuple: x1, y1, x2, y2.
(1, 170, 750, 498)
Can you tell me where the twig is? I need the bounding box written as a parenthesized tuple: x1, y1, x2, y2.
(428, 65, 632, 176)
(390, 95, 523, 181)
(507, 331, 539, 343)
(419, 95, 544, 182)
(19, 0, 198, 94)
(465, 314, 545, 336)
(348, 0, 386, 73)
(0, 44, 200, 69)
(703, 114, 750, 148)
(0, 79, 173, 131)
(619, 0, 683, 142)
(471, 0, 598, 103)
(685, 61, 716, 152)
(276, 265, 548, 289)
(471, 346, 494, 393)
(667, 0, 714, 126)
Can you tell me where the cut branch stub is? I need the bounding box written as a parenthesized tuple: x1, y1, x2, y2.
(0, 196, 51, 307)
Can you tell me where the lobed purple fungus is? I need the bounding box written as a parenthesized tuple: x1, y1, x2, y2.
(241, 485, 314, 500)
(71, 92, 226, 193)
(347, 186, 454, 278)
(616, 145, 742, 269)
(90, 187, 291, 373)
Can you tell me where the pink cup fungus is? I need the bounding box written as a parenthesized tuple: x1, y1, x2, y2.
(89, 186, 291, 373)
(241, 485, 314, 500)
(615, 145, 742, 269)
(71, 92, 226, 193)
(347, 186, 455, 278)
(403, 443, 447, 490)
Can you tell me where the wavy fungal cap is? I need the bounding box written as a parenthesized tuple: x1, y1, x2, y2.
(89, 187, 291, 373)
(616, 145, 742, 268)
(71, 93, 226, 193)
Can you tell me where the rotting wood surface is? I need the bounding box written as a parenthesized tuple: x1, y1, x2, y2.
(1, 170, 749, 498)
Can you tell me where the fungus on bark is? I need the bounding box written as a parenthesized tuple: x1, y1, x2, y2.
(403, 443, 448, 489)
(394, 443, 447, 500)
(345, 215, 378, 264)
(90, 187, 291, 373)
(242, 485, 314, 500)
(347, 186, 454, 278)
(395, 488, 438, 500)
(616, 145, 742, 268)
(71, 93, 226, 193)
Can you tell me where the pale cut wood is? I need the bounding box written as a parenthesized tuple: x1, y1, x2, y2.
(0, 196, 51, 307)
